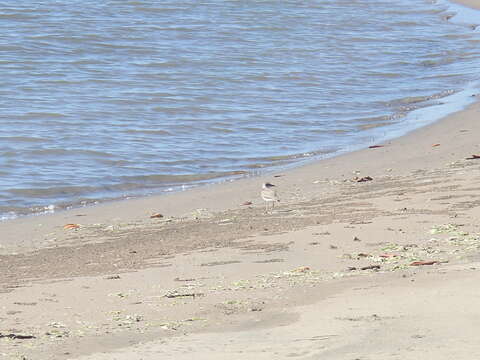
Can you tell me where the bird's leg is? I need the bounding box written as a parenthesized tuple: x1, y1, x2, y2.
(265, 201, 273, 214)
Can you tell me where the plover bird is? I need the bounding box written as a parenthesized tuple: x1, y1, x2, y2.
(261, 182, 279, 212)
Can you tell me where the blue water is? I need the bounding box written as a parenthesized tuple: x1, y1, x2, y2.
(0, 0, 479, 219)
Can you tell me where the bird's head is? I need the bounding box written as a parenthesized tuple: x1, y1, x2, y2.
(263, 182, 275, 189)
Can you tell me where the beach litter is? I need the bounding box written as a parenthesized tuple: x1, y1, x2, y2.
(313, 231, 330, 235)
(105, 275, 121, 280)
(430, 224, 468, 236)
(410, 260, 439, 266)
(354, 176, 373, 183)
(360, 265, 381, 271)
(336, 314, 382, 322)
(150, 213, 164, 219)
(466, 154, 480, 160)
(369, 145, 384, 149)
(174, 277, 196, 282)
(164, 290, 203, 299)
(379, 254, 398, 258)
(291, 266, 310, 273)
(13, 302, 37, 306)
(45, 328, 70, 338)
(63, 224, 80, 230)
(0, 333, 35, 340)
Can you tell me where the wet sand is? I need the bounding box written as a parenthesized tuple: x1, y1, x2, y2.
(451, 0, 480, 9)
(2, 5, 480, 359)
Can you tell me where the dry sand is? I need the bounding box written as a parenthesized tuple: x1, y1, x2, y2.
(2, 4, 480, 359)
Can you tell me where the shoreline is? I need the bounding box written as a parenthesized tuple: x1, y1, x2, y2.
(2, 95, 480, 255)
(2, 1, 480, 358)
(2, 0, 479, 228)
(2, 83, 479, 226)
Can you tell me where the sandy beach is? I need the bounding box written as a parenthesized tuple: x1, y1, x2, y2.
(3, 4, 480, 359)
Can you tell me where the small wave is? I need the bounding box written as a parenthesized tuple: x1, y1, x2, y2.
(245, 149, 335, 164)
(104, 98, 148, 105)
(208, 127, 234, 134)
(356, 122, 393, 131)
(0, 13, 39, 20)
(69, 59, 110, 65)
(420, 73, 462, 80)
(21, 112, 68, 119)
(37, 80, 83, 85)
(89, 42, 149, 51)
(383, 8, 443, 16)
(133, 7, 186, 13)
(8, 148, 116, 159)
(365, 71, 402, 78)
(0, 45, 29, 51)
(7, 186, 97, 198)
(240, 127, 267, 133)
(28, 34, 110, 44)
(123, 129, 172, 136)
(151, 106, 202, 114)
(120, 171, 248, 184)
(243, 149, 339, 169)
(392, 21, 420, 26)
(0, 212, 18, 221)
(309, 129, 350, 134)
(0, 136, 48, 143)
(354, 115, 392, 123)
(419, 58, 456, 67)
(133, 61, 180, 68)
(384, 90, 456, 108)
(96, 159, 132, 166)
